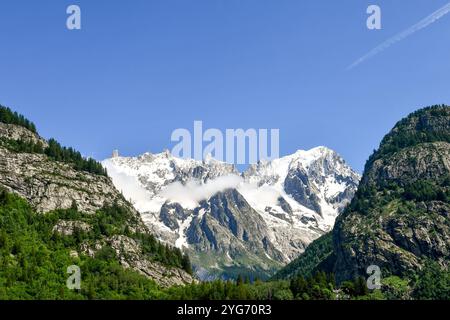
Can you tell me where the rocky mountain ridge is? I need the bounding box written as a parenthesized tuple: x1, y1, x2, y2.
(333, 106, 450, 283)
(0, 119, 194, 287)
(103, 146, 360, 279)
(275, 105, 450, 284)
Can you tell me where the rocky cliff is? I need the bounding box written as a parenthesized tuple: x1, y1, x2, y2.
(0, 120, 194, 287)
(333, 105, 450, 282)
(275, 105, 450, 284)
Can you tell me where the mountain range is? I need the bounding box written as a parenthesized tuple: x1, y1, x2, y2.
(1, 104, 449, 300)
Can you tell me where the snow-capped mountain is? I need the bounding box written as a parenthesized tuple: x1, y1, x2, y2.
(102, 147, 360, 279)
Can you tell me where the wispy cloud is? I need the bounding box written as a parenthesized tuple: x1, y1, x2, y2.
(348, 2, 450, 70)
(161, 175, 243, 209)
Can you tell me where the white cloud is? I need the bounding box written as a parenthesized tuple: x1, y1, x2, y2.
(161, 175, 244, 209)
(237, 183, 281, 211)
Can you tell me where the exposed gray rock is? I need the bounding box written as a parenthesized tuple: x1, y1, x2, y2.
(160, 202, 189, 230)
(284, 166, 322, 214)
(0, 147, 129, 214)
(80, 235, 195, 288)
(0, 123, 194, 287)
(104, 146, 360, 279)
(275, 106, 450, 284)
(332, 106, 450, 283)
(0, 122, 48, 147)
(183, 190, 284, 279)
(53, 220, 92, 236)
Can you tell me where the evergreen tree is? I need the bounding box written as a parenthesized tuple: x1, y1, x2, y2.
(236, 274, 244, 286)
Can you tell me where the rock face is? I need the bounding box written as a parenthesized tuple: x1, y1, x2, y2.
(0, 122, 129, 214)
(53, 220, 92, 236)
(103, 146, 360, 279)
(186, 189, 286, 279)
(0, 122, 48, 147)
(274, 105, 450, 283)
(0, 147, 129, 214)
(331, 106, 450, 282)
(80, 235, 194, 288)
(0, 122, 194, 287)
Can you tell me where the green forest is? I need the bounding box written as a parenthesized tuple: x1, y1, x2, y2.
(1, 105, 449, 300)
(0, 187, 365, 300)
(0, 105, 37, 133)
(0, 189, 191, 299)
(1, 188, 448, 300)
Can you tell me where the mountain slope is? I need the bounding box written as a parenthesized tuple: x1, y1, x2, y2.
(275, 105, 450, 284)
(271, 232, 334, 280)
(0, 105, 194, 289)
(333, 105, 450, 283)
(103, 146, 360, 279)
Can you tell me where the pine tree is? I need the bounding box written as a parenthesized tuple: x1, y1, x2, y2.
(181, 254, 193, 275)
(236, 274, 244, 286)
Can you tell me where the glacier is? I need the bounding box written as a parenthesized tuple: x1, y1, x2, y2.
(102, 146, 360, 279)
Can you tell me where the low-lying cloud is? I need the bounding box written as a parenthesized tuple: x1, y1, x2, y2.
(161, 175, 244, 209)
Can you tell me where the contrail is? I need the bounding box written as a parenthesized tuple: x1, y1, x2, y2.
(348, 2, 450, 70)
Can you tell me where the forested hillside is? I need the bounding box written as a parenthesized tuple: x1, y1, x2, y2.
(275, 105, 450, 299)
(1, 104, 449, 300)
(0, 106, 195, 295)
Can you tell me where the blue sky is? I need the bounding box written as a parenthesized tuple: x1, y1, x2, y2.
(1, 0, 450, 172)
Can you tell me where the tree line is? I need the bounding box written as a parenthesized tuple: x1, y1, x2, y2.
(1, 105, 107, 176)
(0, 105, 37, 133)
(1, 135, 107, 176)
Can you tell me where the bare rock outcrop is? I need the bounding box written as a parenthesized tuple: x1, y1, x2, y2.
(80, 235, 195, 287)
(0, 121, 194, 287)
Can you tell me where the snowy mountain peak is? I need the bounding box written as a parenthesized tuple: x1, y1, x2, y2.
(103, 147, 360, 279)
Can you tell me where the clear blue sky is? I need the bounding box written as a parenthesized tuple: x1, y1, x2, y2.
(1, 0, 450, 172)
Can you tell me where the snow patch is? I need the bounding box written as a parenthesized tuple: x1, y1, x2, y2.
(175, 216, 193, 249)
